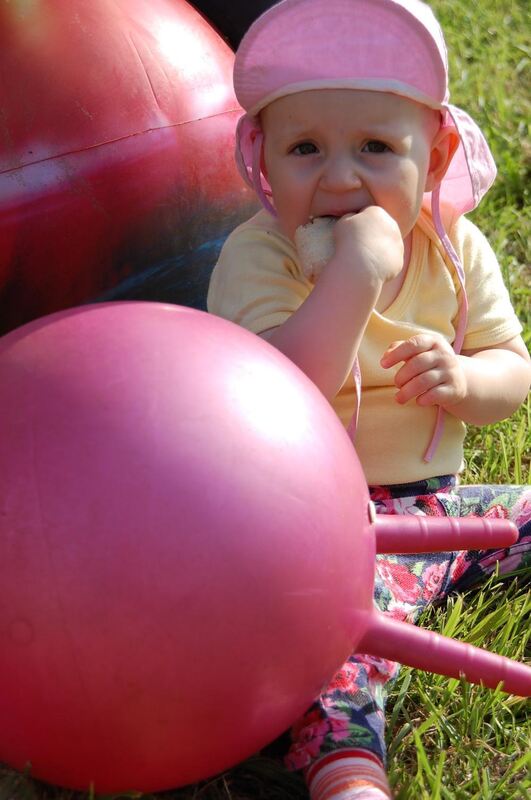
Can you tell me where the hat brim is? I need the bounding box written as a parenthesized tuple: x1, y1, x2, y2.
(234, 0, 448, 115)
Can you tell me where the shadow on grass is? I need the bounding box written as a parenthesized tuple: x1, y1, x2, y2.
(0, 754, 309, 800)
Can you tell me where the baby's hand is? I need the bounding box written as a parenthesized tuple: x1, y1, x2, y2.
(294, 207, 403, 285)
(334, 206, 404, 284)
(380, 333, 467, 407)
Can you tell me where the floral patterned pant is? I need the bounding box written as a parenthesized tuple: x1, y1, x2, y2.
(285, 476, 531, 771)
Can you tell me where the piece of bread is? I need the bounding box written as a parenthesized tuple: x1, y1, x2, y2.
(294, 216, 337, 281)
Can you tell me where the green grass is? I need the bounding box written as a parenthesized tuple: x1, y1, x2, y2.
(386, 580, 531, 800)
(1, 0, 529, 798)
(384, 2, 531, 796)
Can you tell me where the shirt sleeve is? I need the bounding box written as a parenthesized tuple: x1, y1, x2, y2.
(449, 216, 523, 350)
(207, 216, 312, 335)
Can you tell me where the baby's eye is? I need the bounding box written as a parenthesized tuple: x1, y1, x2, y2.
(291, 142, 319, 156)
(362, 140, 391, 154)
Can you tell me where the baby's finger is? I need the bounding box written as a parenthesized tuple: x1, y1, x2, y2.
(393, 350, 441, 389)
(381, 335, 434, 368)
(394, 369, 444, 404)
(415, 382, 463, 407)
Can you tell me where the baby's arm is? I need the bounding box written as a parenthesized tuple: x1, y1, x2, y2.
(262, 206, 403, 401)
(381, 333, 531, 425)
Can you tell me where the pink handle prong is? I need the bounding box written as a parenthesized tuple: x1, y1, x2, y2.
(358, 612, 531, 697)
(374, 515, 518, 554)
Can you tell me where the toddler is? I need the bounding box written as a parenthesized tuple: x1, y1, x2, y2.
(207, 0, 531, 797)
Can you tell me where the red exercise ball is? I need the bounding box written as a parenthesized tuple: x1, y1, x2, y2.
(0, 0, 256, 335)
(0, 302, 373, 793)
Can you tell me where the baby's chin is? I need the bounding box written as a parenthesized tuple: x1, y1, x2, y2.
(294, 216, 338, 281)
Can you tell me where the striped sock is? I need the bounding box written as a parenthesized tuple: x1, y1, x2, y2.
(306, 749, 392, 800)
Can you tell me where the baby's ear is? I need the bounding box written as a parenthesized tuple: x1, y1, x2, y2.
(425, 127, 460, 191)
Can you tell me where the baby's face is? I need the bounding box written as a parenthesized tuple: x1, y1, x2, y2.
(261, 89, 439, 243)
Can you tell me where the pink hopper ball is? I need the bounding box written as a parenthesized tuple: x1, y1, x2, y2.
(0, 302, 529, 793)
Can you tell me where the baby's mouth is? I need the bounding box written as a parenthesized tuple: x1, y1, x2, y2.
(311, 209, 362, 222)
(309, 214, 336, 223)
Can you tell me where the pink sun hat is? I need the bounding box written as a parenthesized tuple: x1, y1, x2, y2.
(232, 0, 497, 461)
(233, 0, 496, 225)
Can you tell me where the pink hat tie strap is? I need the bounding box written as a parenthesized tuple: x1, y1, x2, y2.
(251, 130, 277, 216)
(346, 358, 362, 442)
(430, 184, 468, 353)
(423, 184, 469, 462)
(235, 115, 277, 216)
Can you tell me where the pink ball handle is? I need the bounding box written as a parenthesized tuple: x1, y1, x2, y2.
(358, 612, 531, 697)
(374, 514, 518, 554)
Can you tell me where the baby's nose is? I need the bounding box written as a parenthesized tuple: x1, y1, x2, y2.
(320, 155, 362, 192)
